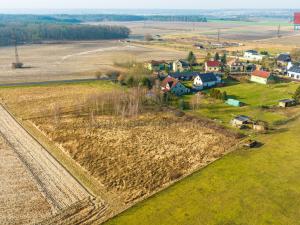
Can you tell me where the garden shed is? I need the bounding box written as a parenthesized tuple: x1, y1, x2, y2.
(226, 98, 244, 107)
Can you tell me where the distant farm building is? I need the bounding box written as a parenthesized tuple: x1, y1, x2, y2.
(161, 76, 190, 96)
(294, 12, 300, 30)
(205, 60, 221, 72)
(193, 73, 222, 90)
(278, 99, 296, 108)
(243, 50, 265, 61)
(172, 60, 190, 72)
(250, 70, 275, 84)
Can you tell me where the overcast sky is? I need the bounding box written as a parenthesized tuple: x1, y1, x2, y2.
(0, 0, 300, 9)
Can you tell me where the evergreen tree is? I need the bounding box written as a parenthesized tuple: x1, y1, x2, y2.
(140, 76, 153, 89)
(221, 53, 227, 64)
(187, 51, 196, 66)
(293, 86, 300, 102)
(214, 52, 220, 61)
(205, 52, 212, 62)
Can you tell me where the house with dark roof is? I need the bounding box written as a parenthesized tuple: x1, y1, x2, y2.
(277, 53, 291, 66)
(205, 60, 221, 72)
(193, 73, 221, 90)
(169, 71, 200, 81)
(287, 65, 300, 80)
(172, 60, 190, 72)
(250, 70, 276, 84)
(160, 76, 190, 96)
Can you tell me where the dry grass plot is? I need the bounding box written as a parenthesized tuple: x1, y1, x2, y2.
(0, 82, 240, 217)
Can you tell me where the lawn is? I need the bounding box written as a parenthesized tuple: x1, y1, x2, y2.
(186, 81, 299, 126)
(105, 91, 300, 225)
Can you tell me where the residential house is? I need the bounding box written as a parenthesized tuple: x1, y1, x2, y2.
(172, 60, 190, 72)
(287, 65, 300, 80)
(229, 61, 245, 72)
(243, 50, 265, 61)
(277, 53, 291, 66)
(161, 76, 190, 96)
(169, 71, 199, 81)
(193, 73, 222, 90)
(205, 60, 221, 72)
(250, 70, 276, 84)
(146, 60, 169, 72)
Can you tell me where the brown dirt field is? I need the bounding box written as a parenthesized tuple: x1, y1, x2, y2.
(0, 134, 52, 225)
(0, 40, 185, 84)
(0, 82, 241, 221)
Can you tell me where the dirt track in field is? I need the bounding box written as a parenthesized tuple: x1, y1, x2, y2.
(0, 104, 93, 224)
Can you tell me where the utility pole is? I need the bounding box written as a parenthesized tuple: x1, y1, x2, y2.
(11, 31, 23, 69)
(217, 28, 221, 42)
(277, 24, 281, 38)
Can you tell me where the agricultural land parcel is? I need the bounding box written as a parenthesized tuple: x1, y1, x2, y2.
(0, 80, 240, 222)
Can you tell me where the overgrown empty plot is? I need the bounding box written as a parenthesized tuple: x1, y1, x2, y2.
(34, 113, 240, 204)
(0, 82, 241, 213)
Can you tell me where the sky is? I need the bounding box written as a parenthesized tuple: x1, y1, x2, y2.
(0, 0, 300, 10)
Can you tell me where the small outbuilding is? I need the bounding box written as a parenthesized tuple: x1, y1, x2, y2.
(226, 98, 244, 107)
(231, 115, 251, 127)
(253, 120, 269, 131)
(278, 99, 296, 108)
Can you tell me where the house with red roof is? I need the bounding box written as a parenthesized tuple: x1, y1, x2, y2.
(205, 60, 221, 72)
(250, 70, 276, 84)
(161, 76, 190, 96)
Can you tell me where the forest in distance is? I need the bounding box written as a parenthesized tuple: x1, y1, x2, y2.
(0, 23, 131, 46)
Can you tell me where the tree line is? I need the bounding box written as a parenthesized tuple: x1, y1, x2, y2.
(0, 14, 208, 24)
(0, 23, 130, 46)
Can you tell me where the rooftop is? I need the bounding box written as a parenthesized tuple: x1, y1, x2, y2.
(206, 60, 221, 67)
(288, 65, 300, 73)
(277, 53, 291, 62)
(251, 70, 271, 79)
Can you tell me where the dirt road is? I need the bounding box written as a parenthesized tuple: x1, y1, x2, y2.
(0, 104, 91, 213)
(0, 134, 52, 225)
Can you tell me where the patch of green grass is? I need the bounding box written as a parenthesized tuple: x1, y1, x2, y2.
(186, 82, 299, 125)
(105, 81, 300, 225)
(105, 101, 300, 225)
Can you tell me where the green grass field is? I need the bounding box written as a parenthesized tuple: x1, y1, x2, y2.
(187, 81, 299, 126)
(105, 81, 300, 225)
